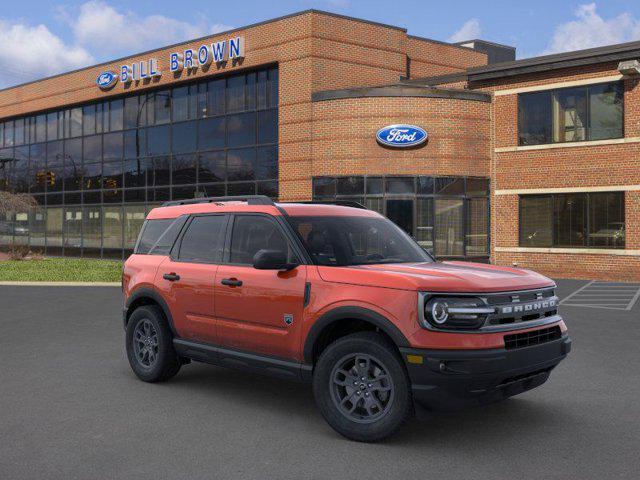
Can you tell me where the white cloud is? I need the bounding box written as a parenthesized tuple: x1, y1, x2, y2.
(448, 18, 481, 43)
(0, 20, 93, 88)
(68, 1, 232, 57)
(0, 1, 234, 88)
(543, 3, 640, 54)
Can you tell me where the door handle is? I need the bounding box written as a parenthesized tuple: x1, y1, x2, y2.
(163, 273, 181, 281)
(221, 278, 243, 287)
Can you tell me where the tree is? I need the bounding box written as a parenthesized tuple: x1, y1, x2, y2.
(0, 191, 37, 216)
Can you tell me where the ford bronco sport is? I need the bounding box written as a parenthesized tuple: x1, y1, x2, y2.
(122, 195, 571, 442)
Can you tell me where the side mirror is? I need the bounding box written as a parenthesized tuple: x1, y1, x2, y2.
(253, 249, 298, 271)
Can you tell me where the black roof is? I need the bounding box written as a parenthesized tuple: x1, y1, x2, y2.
(467, 39, 640, 81)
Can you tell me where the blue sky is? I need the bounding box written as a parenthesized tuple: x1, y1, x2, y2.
(1, 0, 640, 88)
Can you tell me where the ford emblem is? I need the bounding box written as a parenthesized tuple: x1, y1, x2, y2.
(96, 71, 118, 90)
(376, 124, 428, 148)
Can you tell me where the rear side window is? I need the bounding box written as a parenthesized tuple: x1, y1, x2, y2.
(177, 215, 227, 263)
(135, 219, 174, 254)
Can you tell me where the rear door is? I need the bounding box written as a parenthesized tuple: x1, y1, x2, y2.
(157, 214, 229, 342)
(214, 214, 307, 360)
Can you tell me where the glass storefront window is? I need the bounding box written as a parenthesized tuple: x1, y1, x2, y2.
(519, 192, 624, 248)
(124, 205, 146, 251)
(0, 67, 278, 258)
(386, 177, 414, 195)
(519, 81, 623, 145)
(435, 198, 464, 257)
(466, 198, 488, 256)
(314, 176, 490, 258)
(416, 198, 433, 250)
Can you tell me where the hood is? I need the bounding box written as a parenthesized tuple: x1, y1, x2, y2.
(316, 261, 554, 293)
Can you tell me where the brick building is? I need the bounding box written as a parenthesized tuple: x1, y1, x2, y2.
(0, 9, 638, 280)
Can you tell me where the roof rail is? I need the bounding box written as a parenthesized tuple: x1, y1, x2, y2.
(285, 200, 368, 210)
(162, 195, 275, 207)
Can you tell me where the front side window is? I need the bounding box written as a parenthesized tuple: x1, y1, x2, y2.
(229, 215, 295, 264)
(519, 192, 625, 248)
(289, 215, 432, 267)
(518, 82, 623, 145)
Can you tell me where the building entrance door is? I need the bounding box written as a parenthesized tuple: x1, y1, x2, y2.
(385, 199, 414, 236)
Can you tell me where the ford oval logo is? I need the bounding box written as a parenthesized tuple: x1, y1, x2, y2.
(96, 71, 118, 90)
(376, 124, 428, 148)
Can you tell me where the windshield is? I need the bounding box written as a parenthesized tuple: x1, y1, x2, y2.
(288, 215, 433, 266)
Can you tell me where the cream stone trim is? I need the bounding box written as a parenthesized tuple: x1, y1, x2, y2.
(494, 185, 640, 195)
(494, 136, 640, 153)
(494, 247, 640, 256)
(493, 74, 624, 96)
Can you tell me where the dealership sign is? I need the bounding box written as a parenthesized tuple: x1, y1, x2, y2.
(96, 71, 118, 90)
(376, 124, 428, 148)
(96, 36, 245, 89)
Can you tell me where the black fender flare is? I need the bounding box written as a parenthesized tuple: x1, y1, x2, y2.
(303, 306, 410, 364)
(124, 287, 177, 336)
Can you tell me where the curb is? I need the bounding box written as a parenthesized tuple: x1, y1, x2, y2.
(0, 281, 121, 287)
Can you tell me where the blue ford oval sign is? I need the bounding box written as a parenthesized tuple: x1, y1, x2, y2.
(96, 71, 118, 90)
(376, 124, 428, 148)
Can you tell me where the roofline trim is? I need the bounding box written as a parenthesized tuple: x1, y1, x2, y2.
(493, 73, 624, 96)
(312, 85, 491, 103)
(453, 39, 516, 51)
(468, 40, 640, 81)
(0, 9, 407, 95)
(406, 34, 480, 53)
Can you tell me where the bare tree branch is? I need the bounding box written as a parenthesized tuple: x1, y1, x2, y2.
(0, 192, 38, 215)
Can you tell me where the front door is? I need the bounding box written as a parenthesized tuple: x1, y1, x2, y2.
(386, 199, 414, 236)
(214, 214, 307, 360)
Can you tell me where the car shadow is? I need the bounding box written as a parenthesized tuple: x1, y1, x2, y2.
(153, 363, 576, 445)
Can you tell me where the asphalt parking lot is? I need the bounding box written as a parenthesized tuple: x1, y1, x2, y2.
(1, 280, 639, 480)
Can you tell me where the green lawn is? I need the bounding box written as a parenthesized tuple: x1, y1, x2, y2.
(0, 258, 122, 282)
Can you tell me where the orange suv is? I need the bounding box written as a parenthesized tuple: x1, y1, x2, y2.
(122, 195, 570, 441)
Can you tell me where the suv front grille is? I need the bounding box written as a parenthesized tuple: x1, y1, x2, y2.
(485, 288, 558, 327)
(504, 326, 562, 350)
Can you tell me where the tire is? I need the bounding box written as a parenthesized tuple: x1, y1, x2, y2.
(313, 331, 413, 442)
(126, 305, 181, 383)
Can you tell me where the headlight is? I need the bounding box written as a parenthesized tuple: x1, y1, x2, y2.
(421, 296, 495, 330)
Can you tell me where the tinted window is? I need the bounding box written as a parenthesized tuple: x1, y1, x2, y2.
(518, 91, 552, 145)
(518, 82, 623, 145)
(289, 215, 430, 266)
(148, 215, 188, 255)
(135, 218, 174, 254)
(178, 215, 227, 262)
(230, 215, 293, 264)
(519, 192, 625, 248)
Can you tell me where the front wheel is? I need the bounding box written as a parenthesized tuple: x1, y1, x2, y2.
(313, 332, 413, 442)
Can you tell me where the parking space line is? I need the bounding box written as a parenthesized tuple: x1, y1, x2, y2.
(560, 280, 640, 310)
(559, 281, 594, 305)
(625, 286, 640, 311)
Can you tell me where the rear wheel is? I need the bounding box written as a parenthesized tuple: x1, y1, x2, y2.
(313, 332, 413, 442)
(126, 305, 181, 382)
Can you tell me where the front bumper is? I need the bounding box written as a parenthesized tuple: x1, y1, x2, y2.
(400, 334, 571, 411)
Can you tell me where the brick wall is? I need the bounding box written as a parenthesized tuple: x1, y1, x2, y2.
(306, 95, 491, 200)
(406, 37, 487, 79)
(480, 63, 640, 281)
